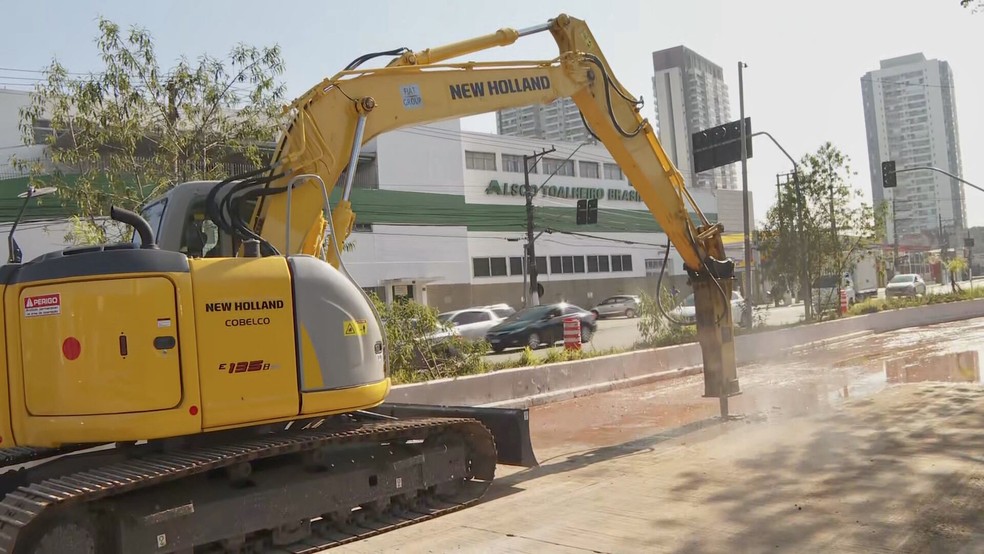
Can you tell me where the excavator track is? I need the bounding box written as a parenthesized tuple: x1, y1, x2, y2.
(0, 416, 497, 553)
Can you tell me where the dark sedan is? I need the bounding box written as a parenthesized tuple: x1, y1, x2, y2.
(485, 302, 597, 353)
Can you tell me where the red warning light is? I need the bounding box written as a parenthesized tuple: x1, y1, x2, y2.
(189, 405, 199, 416)
(62, 337, 81, 361)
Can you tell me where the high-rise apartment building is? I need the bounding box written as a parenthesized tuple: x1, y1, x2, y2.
(651, 46, 737, 190)
(862, 53, 965, 246)
(496, 97, 591, 143)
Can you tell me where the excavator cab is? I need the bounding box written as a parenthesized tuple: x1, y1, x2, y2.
(135, 181, 253, 259)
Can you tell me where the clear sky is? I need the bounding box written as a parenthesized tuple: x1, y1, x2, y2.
(1, 0, 980, 227)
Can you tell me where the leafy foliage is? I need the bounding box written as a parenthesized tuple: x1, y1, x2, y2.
(758, 142, 886, 319)
(635, 290, 698, 348)
(947, 256, 969, 292)
(848, 285, 984, 316)
(947, 256, 968, 274)
(518, 346, 539, 367)
(368, 295, 490, 384)
(14, 17, 286, 243)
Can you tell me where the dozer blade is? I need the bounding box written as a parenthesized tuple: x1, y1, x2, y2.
(372, 403, 539, 467)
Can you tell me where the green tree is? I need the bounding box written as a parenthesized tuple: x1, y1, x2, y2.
(947, 256, 968, 292)
(635, 289, 697, 347)
(14, 17, 286, 243)
(961, 0, 983, 13)
(759, 142, 886, 319)
(367, 294, 490, 383)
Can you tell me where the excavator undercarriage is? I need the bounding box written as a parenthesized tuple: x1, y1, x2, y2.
(0, 406, 532, 553)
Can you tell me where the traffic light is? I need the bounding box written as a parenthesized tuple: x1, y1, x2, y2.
(576, 198, 598, 225)
(882, 160, 897, 188)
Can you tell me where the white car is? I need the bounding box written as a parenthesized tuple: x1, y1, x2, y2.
(433, 307, 511, 341)
(669, 291, 746, 325)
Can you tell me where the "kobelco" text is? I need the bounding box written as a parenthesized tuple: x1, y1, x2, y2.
(225, 317, 271, 327)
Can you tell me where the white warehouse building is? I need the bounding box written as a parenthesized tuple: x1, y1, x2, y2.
(0, 87, 755, 312)
(337, 119, 753, 311)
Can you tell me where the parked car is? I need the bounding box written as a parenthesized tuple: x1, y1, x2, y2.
(812, 273, 854, 313)
(590, 295, 641, 319)
(885, 273, 926, 299)
(669, 291, 746, 325)
(485, 302, 597, 352)
(479, 303, 517, 318)
(434, 307, 510, 341)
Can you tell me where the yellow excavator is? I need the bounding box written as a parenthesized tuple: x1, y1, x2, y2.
(0, 14, 739, 552)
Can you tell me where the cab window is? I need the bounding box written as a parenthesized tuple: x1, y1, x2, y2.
(180, 198, 228, 258)
(135, 199, 167, 245)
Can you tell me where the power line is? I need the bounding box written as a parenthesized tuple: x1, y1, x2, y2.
(0, 66, 94, 76)
(545, 228, 670, 248)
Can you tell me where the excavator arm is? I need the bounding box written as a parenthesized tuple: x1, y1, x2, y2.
(208, 13, 741, 410)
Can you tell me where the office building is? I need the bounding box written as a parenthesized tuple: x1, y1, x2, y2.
(862, 53, 966, 246)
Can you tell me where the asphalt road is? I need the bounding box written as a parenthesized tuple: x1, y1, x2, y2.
(338, 315, 984, 553)
(483, 302, 805, 364)
(482, 279, 984, 364)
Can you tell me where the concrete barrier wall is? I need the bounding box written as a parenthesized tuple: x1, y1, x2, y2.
(386, 341, 704, 407)
(391, 298, 984, 408)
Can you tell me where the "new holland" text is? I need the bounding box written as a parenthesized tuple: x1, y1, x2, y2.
(205, 300, 285, 312)
(450, 76, 551, 100)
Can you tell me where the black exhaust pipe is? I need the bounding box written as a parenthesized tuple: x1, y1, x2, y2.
(110, 205, 158, 249)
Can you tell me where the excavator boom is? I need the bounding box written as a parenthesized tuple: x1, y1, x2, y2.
(239, 13, 739, 402)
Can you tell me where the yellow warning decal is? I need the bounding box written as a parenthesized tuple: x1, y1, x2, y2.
(344, 319, 368, 336)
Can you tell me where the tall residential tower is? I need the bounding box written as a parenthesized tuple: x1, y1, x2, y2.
(862, 53, 965, 246)
(651, 46, 737, 190)
(496, 97, 591, 143)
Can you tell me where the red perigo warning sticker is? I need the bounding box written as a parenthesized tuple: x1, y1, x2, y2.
(24, 294, 61, 317)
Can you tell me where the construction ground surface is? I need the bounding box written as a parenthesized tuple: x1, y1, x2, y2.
(335, 317, 984, 553)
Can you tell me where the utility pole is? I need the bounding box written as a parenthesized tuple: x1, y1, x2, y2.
(829, 174, 837, 243)
(793, 171, 811, 321)
(775, 174, 785, 252)
(967, 229, 974, 283)
(524, 146, 555, 306)
(938, 213, 946, 266)
(892, 194, 900, 276)
(738, 61, 752, 328)
(939, 212, 949, 287)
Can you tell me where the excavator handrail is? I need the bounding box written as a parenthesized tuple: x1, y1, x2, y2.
(283, 173, 329, 261)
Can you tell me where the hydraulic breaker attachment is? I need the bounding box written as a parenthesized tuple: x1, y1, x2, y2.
(689, 223, 742, 418)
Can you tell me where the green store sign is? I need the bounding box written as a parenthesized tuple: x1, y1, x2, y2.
(484, 180, 644, 202)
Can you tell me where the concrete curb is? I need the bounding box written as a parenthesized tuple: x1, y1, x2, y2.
(786, 330, 875, 354)
(390, 297, 984, 408)
(481, 365, 703, 409)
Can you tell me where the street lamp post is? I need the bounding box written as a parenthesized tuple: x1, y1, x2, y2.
(752, 130, 811, 321)
(738, 61, 752, 328)
(885, 163, 979, 286)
